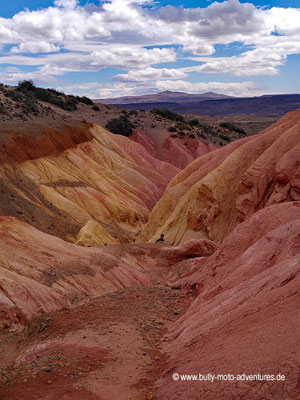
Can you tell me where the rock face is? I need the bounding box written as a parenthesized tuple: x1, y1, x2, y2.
(0, 216, 217, 332)
(0, 107, 299, 400)
(0, 217, 216, 331)
(155, 201, 300, 400)
(0, 216, 152, 331)
(130, 130, 217, 169)
(161, 137, 216, 169)
(0, 123, 179, 245)
(139, 108, 300, 245)
(129, 129, 159, 158)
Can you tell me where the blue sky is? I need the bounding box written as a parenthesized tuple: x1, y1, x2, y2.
(0, 0, 299, 98)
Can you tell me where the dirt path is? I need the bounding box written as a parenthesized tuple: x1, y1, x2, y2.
(0, 285, 190, 400)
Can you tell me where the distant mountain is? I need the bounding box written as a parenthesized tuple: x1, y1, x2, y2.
(106, 94, 300, 116)
(96, 90, 233, 105)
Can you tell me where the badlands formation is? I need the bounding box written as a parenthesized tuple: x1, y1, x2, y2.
(0, 102, 299, 399)
(0, 122, 179, 245)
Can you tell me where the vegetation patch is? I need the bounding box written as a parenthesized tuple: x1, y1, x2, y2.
(0, 101, 6, 114)
(105, 115, 133, 136)
(219, 134, 231, 142)
(219, 122, 246, 135)
(151, 108, 184, 122)
(188, 119, 200, 127)
(15, 80, 94, 112)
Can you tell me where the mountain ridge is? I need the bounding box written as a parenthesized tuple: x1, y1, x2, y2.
(99, 93, 300, 116)
(0, 81, 299, 399)
(95, 90, 233, 105)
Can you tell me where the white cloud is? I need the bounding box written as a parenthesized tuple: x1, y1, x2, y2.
(57, 78, 264, 99)
(0, 69, 58, 85)
(0, 46, 176, 75)
(181, 38, 300, 76)
(0, 0, 299, 92)
(54, 0, 78, 9)
(182, 43, 215, 56)
(113, 67, 187, 81)
(155, 79, 264, 97)
(10, 41, 61, 54)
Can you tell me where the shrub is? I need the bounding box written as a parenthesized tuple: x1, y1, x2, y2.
(168, 126, 177, 132)
(22, 97, 38, 114)
(151, 108, 184, 122)
(17, 79, 35, 91)
(17, 80, 78, 111)
(219, 134, 231, 142)
(199, 123, 214, 135)
(188, 119, 200, 127)
(175, 121, 190, 131)
(5, 90, 24, 102)
(76, 96, 93, 105)
(92, 105, 100, 111)
(105, 116, 133, 136)
(219, 122, 246, 134)
(0, 101, 6, 114)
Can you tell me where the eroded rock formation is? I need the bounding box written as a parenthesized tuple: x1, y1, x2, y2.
(0, 216, 151, 331)
(155, 201, 300, 399)
(139, 108, 300, 245)
(0, 123, 178, 245)
(0, 105, 299, 400)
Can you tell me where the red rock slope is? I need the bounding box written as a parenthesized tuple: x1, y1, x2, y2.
(139, 108, 300, 245)
(155, 201, 300, 400)
(161, 136, 218, 169)
(0, 216, 217, 332)
(0, 122, 179, 245)
(0, 216, 152, 331)
(130, 129, 218, 170)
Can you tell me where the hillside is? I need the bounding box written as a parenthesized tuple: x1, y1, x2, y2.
(138, 107, 300, 244)
(96, 90, 232, 105)
(0, 83, 299, 400)
(1, 82, 280, 156)
(110, 93, 300, 116)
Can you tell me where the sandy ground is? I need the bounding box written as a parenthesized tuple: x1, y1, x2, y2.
(0, 283, 192, 400)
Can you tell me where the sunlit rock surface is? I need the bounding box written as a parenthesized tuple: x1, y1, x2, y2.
(0, 123, 178, 245)
(156, 201, 300, 400)
(161, 137, 216, 169)
(0, 217, 217, 332)
(139, 108, 300, 245)
(0, 216, 152, 331)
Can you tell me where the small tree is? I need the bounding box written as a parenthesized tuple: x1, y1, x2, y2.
(105, 116, 133, 136)
(17, 80, 35, 91)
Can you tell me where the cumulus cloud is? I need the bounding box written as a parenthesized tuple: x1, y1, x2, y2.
(155, 79, 264, 97)
(54, 0, 78, 8)
(0, 46, 176, 75)
(181, 38, 300, 76)
(61, 79, 264, 99)
(113, 67, 187, 81)
(10, 41, 61, 54)
(0, 0, 299, 93)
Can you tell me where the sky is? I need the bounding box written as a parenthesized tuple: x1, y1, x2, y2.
(0, 0, 299, 98)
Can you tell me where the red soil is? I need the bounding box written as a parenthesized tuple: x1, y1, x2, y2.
(0, 286, 192, 400)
